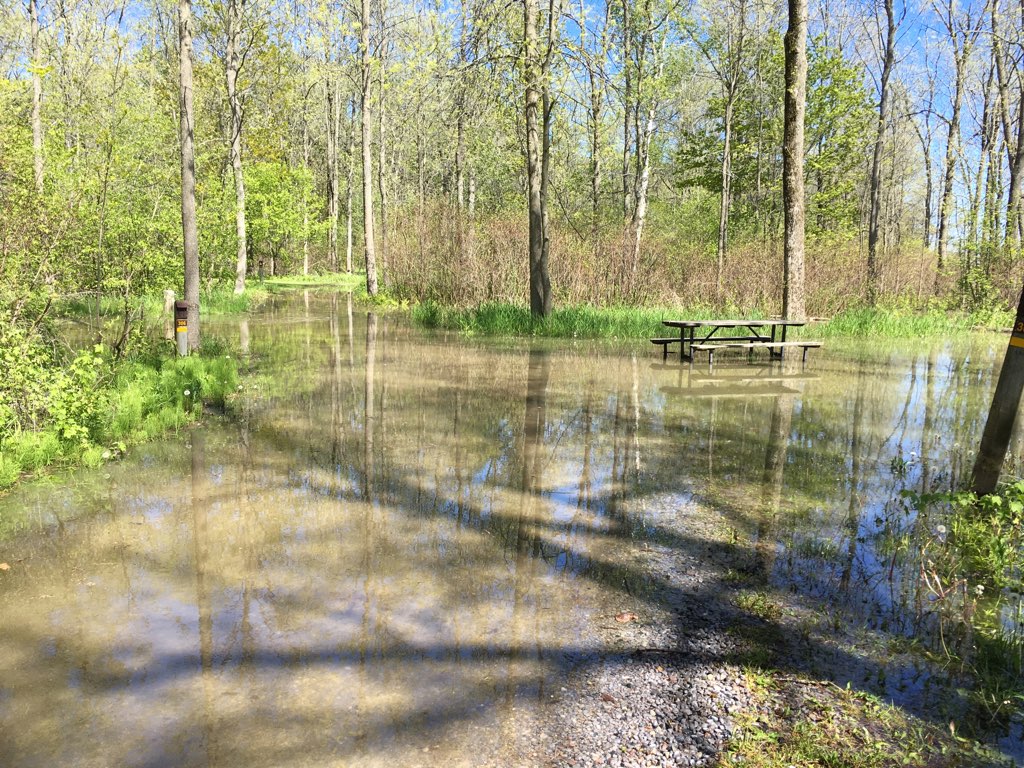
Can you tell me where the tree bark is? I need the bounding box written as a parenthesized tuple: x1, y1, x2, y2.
(227, 0, 248, 294)
(361, 0, 378, 295)
(377, 0, 389, 288)
(717, 95, 734, 301)
(302, 113, 309, 275)
(1008, 76, 1024, 246)
(524, 0, 551, 316)
(326, 80, 340, 271)
(867, 0, 896, 306)
(178, 0, 200, 350)
(936, 20, 969, 276)
(30, 0, 44, 195)
(782, 0, 807, 321)
(972, 284, 1024, 493)
(346, 99, 356, 274)
(621, 0, 632, 219)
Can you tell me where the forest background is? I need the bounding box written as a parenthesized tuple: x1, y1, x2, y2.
(2, 0, 1022, 316)
(2, 0, 1024, 483)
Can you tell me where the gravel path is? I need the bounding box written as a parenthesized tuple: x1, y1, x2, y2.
(540, 493, 756, 768)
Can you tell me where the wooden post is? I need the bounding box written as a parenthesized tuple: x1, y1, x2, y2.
(972, 285, 1024, 494)
(164, 290, 175, 340)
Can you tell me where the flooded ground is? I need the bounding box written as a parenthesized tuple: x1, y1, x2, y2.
(1, 291, 1022, 766)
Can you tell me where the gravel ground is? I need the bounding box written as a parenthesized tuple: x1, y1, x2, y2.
(538, 493, 756, 768)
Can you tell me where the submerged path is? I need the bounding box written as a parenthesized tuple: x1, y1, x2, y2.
(1, 293, 1020, 766)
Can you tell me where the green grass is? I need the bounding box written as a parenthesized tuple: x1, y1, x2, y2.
(262, 271, 365, 289)
(719, 672, 1010, 768)
(54, 282, 271, 319)
(411, 300, 755, 338)
(411, 300, 1013, 340)
(809, 306, 1012, 339)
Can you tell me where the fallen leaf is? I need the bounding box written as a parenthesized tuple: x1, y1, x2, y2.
(600, 692, 617, 704)
(0, 563, 9, 571)
(614, 612, 638, 624)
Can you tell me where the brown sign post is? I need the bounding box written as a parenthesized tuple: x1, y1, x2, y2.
(174, 300, 189, 357)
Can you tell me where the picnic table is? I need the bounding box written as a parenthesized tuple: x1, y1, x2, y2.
(650, 319, 821, 368)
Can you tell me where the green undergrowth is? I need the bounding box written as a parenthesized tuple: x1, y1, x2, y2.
(809, 305, 1012, 339)
(0, 341, 239, 496)
(262, 271, 366, 289)
(410, 300, 1011, 340)
(898, 483, 1024, 723)
(55, 282, 271, 318)
(412, 300, 752, 338)
(719, 672, 1009, 767)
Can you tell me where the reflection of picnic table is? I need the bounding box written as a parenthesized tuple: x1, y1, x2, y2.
(651, 363, 820, 398)
(650, 319, 821, 367)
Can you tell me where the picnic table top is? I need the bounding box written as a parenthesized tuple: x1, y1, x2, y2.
(661, 318, 806, 329)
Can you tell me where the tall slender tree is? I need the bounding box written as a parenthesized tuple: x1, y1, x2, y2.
(361, 0, 378, 295)
(30, 0, 44, 195)
(867, 0, 898, 305)
(782, 0, 807, 320)
(178, 0, 200, 349)
(226, 0, 248, 293)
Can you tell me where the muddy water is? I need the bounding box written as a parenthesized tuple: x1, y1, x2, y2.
(0, 292, 1020, 766)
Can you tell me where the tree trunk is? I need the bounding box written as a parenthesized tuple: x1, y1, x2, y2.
(361, 0, 378, 295)
(717, 94, 735, 302)
(302, 115, 309, 275)
(915, 119, 934, 250)
(620, 0, 631, 219)
(937, 49, 965, 275)
(178, 0, 200, 350)
(867, 0, 895, 306)
(630, 99, 657, 289)
(524, 0, 550, 316)
(30, 0, 43, 195)
(1008, 78, 1024, 246)
(326, 80, 338, 271)
(346, 99, 355, 273)
(227, 0, 248, 294)
(972, 284, 1024, 493)
(377, 6, 388, 288)
(782, 0, 807, 321)
(456, 103, 466, 211)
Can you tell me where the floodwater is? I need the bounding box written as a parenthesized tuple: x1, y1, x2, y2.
(1, 291, 1021, 766)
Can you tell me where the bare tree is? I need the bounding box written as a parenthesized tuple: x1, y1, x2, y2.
(867, 0, 900, 305)
(226, 0, 248, 293)
(690, 0, 748, 301)
(361, 0, 378, 295)
(30, 0, 44, 195)
(523, 0, 557, 316)
(782, 0, 807, 320)
(934, 0, 986, 277)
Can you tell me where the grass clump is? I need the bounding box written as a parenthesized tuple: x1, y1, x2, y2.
(262, 271, 365, 289)
(412, 300, 1010, 340)
(719, 673, 1009, 767)
(412, 300, 742, 339)
(0, 341, 240, 495)
(811, 305, 1011, 339)
(54, 282, 271, 319)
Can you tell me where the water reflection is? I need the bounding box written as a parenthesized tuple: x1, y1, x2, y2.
(1, 294, 1022, 765)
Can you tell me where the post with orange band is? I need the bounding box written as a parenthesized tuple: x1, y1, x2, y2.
(972, 287, 1024, 493)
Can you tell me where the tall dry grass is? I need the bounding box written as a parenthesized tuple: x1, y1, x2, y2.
(382, 203, 1013, 315)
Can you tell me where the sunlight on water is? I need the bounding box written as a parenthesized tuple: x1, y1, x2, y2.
(1, 291, 1021, 766)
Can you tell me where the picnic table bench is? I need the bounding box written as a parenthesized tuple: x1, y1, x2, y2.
(651, 319, 821, 369)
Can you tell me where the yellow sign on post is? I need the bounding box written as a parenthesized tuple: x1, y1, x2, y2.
(174, 301, 189, 357)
